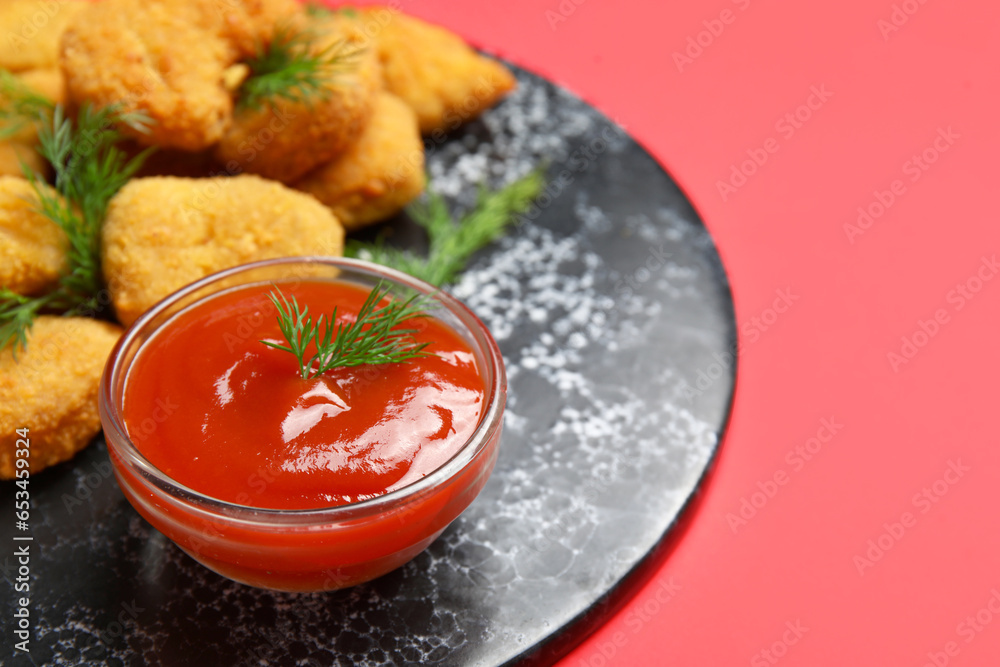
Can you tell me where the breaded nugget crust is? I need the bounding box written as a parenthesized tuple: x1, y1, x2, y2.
(60, 0, 300, 151)
(0, 176, 67, 295)
(0, 316, 122, 479)
(364, 8, 516, 135)
(102, 175, 345, 325)
(295, 91, 425, 231)
(215, 13, 381, 183)
(0, 0, 86, 72)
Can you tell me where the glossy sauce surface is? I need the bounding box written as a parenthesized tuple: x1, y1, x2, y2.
(123, 281, 485, 510)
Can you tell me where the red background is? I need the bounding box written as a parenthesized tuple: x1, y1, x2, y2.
(358, 1, 1000, 664)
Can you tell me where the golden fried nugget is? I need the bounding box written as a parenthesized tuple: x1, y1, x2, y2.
(0, 316, 122, 479)
(102, 175, 345, 325)
(0, 0, 87, 72)
(0, 176, 67, 295)
(215, 13, 381, 183)
(0, 141, 44, 178)
(60, 0, 300, 151)
(295, 91, 424, 231)
(362, 7, 516, 135)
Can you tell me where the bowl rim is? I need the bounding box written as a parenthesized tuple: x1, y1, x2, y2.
(99, 256, 506, 525)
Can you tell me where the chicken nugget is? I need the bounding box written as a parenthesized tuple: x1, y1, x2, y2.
(60, 0, 300, 151)
(102, 175, 345, 325)
(362, 8, 516, 135)
(215, 12, 381, 183)
(295, 91, 424, 231)
(0, 316, 122, 479)
(0, 0, 86, 73)
(0, 176, 67, 295)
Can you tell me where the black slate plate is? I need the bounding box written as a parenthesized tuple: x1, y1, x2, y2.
(0, 64, 736, 667)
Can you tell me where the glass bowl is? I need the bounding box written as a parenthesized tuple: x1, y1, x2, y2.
(99, 257, 505, 592)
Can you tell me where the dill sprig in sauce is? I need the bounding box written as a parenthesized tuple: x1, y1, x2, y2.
(261, 281, 434, 379)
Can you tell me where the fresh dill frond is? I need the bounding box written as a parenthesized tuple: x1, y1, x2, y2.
(32, 104, 154, 306)
(238, 26, 362, 111)
(0, 103, 155, 356)
(0, 68, 53, 140)
(347, 168, 546, 286)
(0, 289, 43, 357)
(261, 281, 433, 379)
(37, 105, 153, 254)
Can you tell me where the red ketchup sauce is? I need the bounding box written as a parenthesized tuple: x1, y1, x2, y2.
(122, 281, 485, 510)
